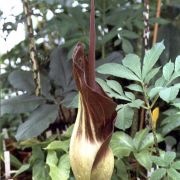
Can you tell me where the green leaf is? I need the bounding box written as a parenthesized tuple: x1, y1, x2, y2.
(133, 128, 149, 151)
(96, 78, 128, 100)
(128, 99, 144, 109)
(45, 140, 69, 152)
(172, 101, 180, 108)
(115, 159, 128, 180)
(163, 108, 179, 116)
(122, 38, 133, 53)
(151, 156, 166, 167)
(174, 83, 180, 89)
(126, 84, 143, 92)
(8, 70, 34, 94)
(46, 152, 70, 180)
(46, 151, 58, 165)
(8, 70, 51, 97)
(161, 117, 180, 135)
(142, 42, 165, 79)
(49, 47, 72, 87)
(124, 92, 135, 100)
(164, 151, 176, 164)
(57, 154, 70, 180)
(134, 150, 152, 170)
(32, 161, 50, 180)
(159, 86, 179, 103)
(46, 151, 59, 180)
(61, 124, 74, 138)
(61, 92, 78, 108)
(39, 0, 58, 4)
(170, 71, 180, 83)
(175, 55, 180, 72)
(167, 168, 180, 179)
(144, 67, 161, 83)
(161, 115, 179, 126)
(155, 77, 166, 87)
(0, 95, 45, 116)
(106, 80, 124, 95)
(165, 136, 177, 149)
(96, 78, 113, 93)
(110, 132, 134, 157)
(10, 154, 22, 169)
(170, 55, 180, 81)
(96, 52, 123, 67)
(150, 168, 166, 180)
(97, 63, 141, 81)
(31, 146, 45, 163)
(115, 105, 134, 130)
(122, 54, 141, 78)
(110, 144, 132, 158)
(14, 164, 30, 177)
(102, 29, 117, 44)
(148, 87, 163, 99)
(111, 174, 120, 180)
(114, 39, 121, 46)
(150, 17, 169, 25)
(163, 61, 174, 81)
(140, 133, 164, 150)
(49, 47, 76, 100)
(172, 161, 180, 170)
(15, 104, 58, 141)
(120, 30, 138, 39)
(111, 132, 134, 151)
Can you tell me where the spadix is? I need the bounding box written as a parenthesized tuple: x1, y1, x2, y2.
(69, 1, 117, 179)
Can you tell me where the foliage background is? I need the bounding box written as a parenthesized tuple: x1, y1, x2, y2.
(0, 0, 180, 179)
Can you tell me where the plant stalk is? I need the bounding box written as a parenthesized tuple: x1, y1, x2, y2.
(88, 0, 96, 88)
(152, 0, 161, 45)
(142, 83, 160, 155)
(101, 0, 106, 59)
(23, 0, 41, 96)
(139, 0, 150, 130)
(143, 0, 150, 51)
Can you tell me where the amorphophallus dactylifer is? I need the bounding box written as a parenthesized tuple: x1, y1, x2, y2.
(69, 0, 117, 179)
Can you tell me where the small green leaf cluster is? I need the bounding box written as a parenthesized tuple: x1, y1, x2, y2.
(149, 56, 180, 103)
(97, 42, 180, 132)
(12, 125, 73, 180)
(45, 147, 70, 180)
(97, 42, 166, 83)
(150, 151, 180, 180)
(110, 128, 163, 175)
(160, 108, 180, 136)
(96, 78, 144, 130)
(97, 41, 180, 179)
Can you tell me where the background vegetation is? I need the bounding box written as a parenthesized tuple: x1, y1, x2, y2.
(0, 0, 180, 179)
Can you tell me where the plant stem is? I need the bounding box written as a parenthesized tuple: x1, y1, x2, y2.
(150, 94, 159, 109)
(152, 0, 161, 45)
(101, 0, 106, 59)
(143, 0, 150, 51)
(131, 109, 139, 137)
(148, 109, 160, 156)
(142, 83, 160, 155)
(136, 163, 140, 178)
(23, 0, 41, 96)
(102, 45, 105, 59)
(88, 0, 96, 88)
(139, 108, 145, 130)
